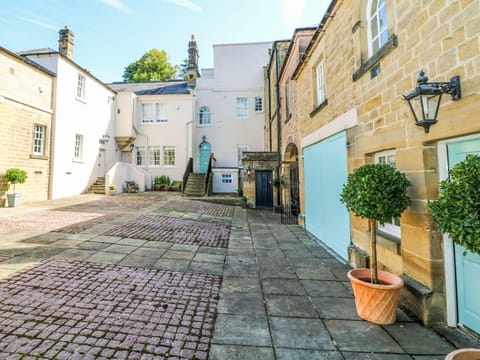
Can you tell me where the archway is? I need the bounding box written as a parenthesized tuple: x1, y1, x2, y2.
(281, 143, 300, 224)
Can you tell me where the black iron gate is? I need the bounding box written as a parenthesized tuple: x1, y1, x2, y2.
(281, 163, 300, 224)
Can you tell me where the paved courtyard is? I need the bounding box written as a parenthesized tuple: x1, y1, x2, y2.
(0, 192, 477, 359)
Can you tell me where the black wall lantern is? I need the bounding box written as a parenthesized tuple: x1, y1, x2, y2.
(403, 70, 461, 133)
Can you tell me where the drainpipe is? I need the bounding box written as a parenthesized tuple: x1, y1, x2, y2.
(47, 78, 57, 200)
(275, 48, 282, 207)
(267, 69, 272, 151)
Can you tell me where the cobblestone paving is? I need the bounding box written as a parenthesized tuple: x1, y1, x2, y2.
(104, 215, 230, 248)
(0, 211, 106, 232)
(56, 214, 119, 234)
(0, 258, 221, 359)
(162, 201, 234, 218)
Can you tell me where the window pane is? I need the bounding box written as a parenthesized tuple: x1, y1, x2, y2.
(136, 147, 145, 166)
(74, 134, 83, 159)
(222, 174, 233, 183)
(33, 125, 45, 155)
(199, 106, 211, 125)
(316, 63, 325, 105)
(163, 146, 175, 166)
(156, 104, 167, 123)
(149, 147, 161, 166)
(236, 98, 248, 118)
(142, 104, 153, 123)
(77, 74, 85, 99)
(255, 97, 263, 112)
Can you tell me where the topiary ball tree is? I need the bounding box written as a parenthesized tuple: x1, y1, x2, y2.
(427, 154, 480, 255)
(4, 168, 28, 194)
(340, 163, 411, 284)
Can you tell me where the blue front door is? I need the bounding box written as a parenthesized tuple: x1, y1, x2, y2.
(447, 138, 480, 334)
(303, 131, 350, 260)
(199, 142, 211, 174)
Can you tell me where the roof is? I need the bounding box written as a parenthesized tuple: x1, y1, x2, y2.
(108, 81, 192, 95)
(19, 49, 115, 94)
(0, 46, 56, 77)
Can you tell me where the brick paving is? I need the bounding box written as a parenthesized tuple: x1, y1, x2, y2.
(0, 258, 221, 359)
(0, 211, 106, 232)
(162, 201, 234, 218)
(59, 196, 158, 213)
(104, 215, 230, 248)
(56, 214, 119, 234)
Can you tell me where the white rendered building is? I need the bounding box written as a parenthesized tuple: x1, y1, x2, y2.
(194, 42, 271, 193)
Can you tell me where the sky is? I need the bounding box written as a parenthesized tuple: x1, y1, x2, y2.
(0, 0, 330, 83)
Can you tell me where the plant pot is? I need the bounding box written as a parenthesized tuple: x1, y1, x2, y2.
(445, 348, 480, 360)
(7, 193, 22, 207)
(348, 268, 404, 325)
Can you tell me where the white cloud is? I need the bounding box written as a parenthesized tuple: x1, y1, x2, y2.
(98, 0, 130, 13)
(19, 17, 58, 30)
(282, 0, 306, 30)
(161, 0, 202, 12)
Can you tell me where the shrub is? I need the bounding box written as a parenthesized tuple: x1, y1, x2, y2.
(4, 168, 28, 194)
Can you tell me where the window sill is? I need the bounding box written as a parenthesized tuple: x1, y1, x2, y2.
(352, 34, 398, 82)
(197, 124, 212, 127)
(309, 99, 328, 118)
(376, 229, 401, 255)
(72, 159, 84, 163)
(30, 154, 48, 160)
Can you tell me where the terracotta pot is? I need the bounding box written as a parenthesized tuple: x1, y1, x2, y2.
(445, 349, 480, 360)
(348, 268, 404, 325)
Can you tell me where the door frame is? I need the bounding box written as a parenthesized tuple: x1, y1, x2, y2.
(437, 133, 480, 327)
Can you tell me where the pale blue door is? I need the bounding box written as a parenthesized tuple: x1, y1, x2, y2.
(303, 131, 350, 260)
(199, 141, 211, 174)
(447, 138, 480, 334)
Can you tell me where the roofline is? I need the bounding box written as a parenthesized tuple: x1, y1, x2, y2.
(0, 46, 56, 77)
(277, 27, 317, 84)
(266, 39, 291, 74)
(213, 41, 273, 48)
(291, 0, 339, 80)
(21, 50, 116, 94)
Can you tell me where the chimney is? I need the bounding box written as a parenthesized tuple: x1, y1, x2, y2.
(187, 34, 200, 87)
(58, 26, 74, 59)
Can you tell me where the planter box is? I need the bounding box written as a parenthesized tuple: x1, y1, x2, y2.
(7, 193, 22, 207)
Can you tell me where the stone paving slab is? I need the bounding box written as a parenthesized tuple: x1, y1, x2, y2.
(0, 258, 221, 359)
(104, 214, 230, 248)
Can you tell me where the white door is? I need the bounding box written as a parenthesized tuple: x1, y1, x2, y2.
(97, 150, 106, 178)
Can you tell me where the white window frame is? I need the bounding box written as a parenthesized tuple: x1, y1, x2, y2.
(155, 103, 168, 123)
(33, 124, 46, 156)
(237, 145, 249, 167)
(163, 146, 175, 167)
(315, 62, 325, 106)
(367, 0, 389, 57)
(149, 147, 161, 167)
(255, 97, 263, 112)
(221, 174, 233, 184)
(236, 97, 248, 119)
(199, 106, 211, 125)
(76, 73, 85, 100)
(74, 134, 83, 161)
(141, 104, 154, 124)
(136, 147, 146, 166)
(374, 150, 400, 238)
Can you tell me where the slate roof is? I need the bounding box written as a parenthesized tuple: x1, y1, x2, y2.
(108, 81, 191, 95)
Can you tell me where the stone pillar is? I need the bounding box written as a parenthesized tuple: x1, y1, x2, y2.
(58, 26, 74, 60)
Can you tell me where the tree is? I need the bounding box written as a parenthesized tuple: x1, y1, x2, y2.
(123, 49, 176, 82)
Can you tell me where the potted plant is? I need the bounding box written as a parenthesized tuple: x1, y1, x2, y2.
(340, 163, 411, 324)
(4, 168, 28, 207)
(426, 154, 480, 359)
(427, 154, 480, 256)
(108, 184, 117, 195)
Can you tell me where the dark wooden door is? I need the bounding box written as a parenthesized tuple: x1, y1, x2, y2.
(255, 170, 273, 208)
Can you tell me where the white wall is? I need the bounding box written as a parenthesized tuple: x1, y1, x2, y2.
(212, 168, 239, 193)
(194, 42, 271, 171)
(132, 93, 193, 183)
(29, 55, 117, 199)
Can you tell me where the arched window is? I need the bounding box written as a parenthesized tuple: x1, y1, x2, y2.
(366, 0, 388, 57)
(199, 106, 211, 125)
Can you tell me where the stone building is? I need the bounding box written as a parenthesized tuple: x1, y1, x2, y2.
(274, 0, 480, 332)
(0, 46, 54, 205)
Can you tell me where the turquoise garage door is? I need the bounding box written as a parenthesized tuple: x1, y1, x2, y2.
(447, 138, 480, 335)
(303, 131, 351, 260)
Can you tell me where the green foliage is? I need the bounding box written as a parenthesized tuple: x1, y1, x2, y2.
(123, 49, 176, 82)
(155, 175, 170, 186)
(4, 168, 28, 194)
(427, 154, 480, 255)
(340, 164, 411, 224)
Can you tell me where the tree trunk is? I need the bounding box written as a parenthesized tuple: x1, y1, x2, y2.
(369, 219, 378, 284)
